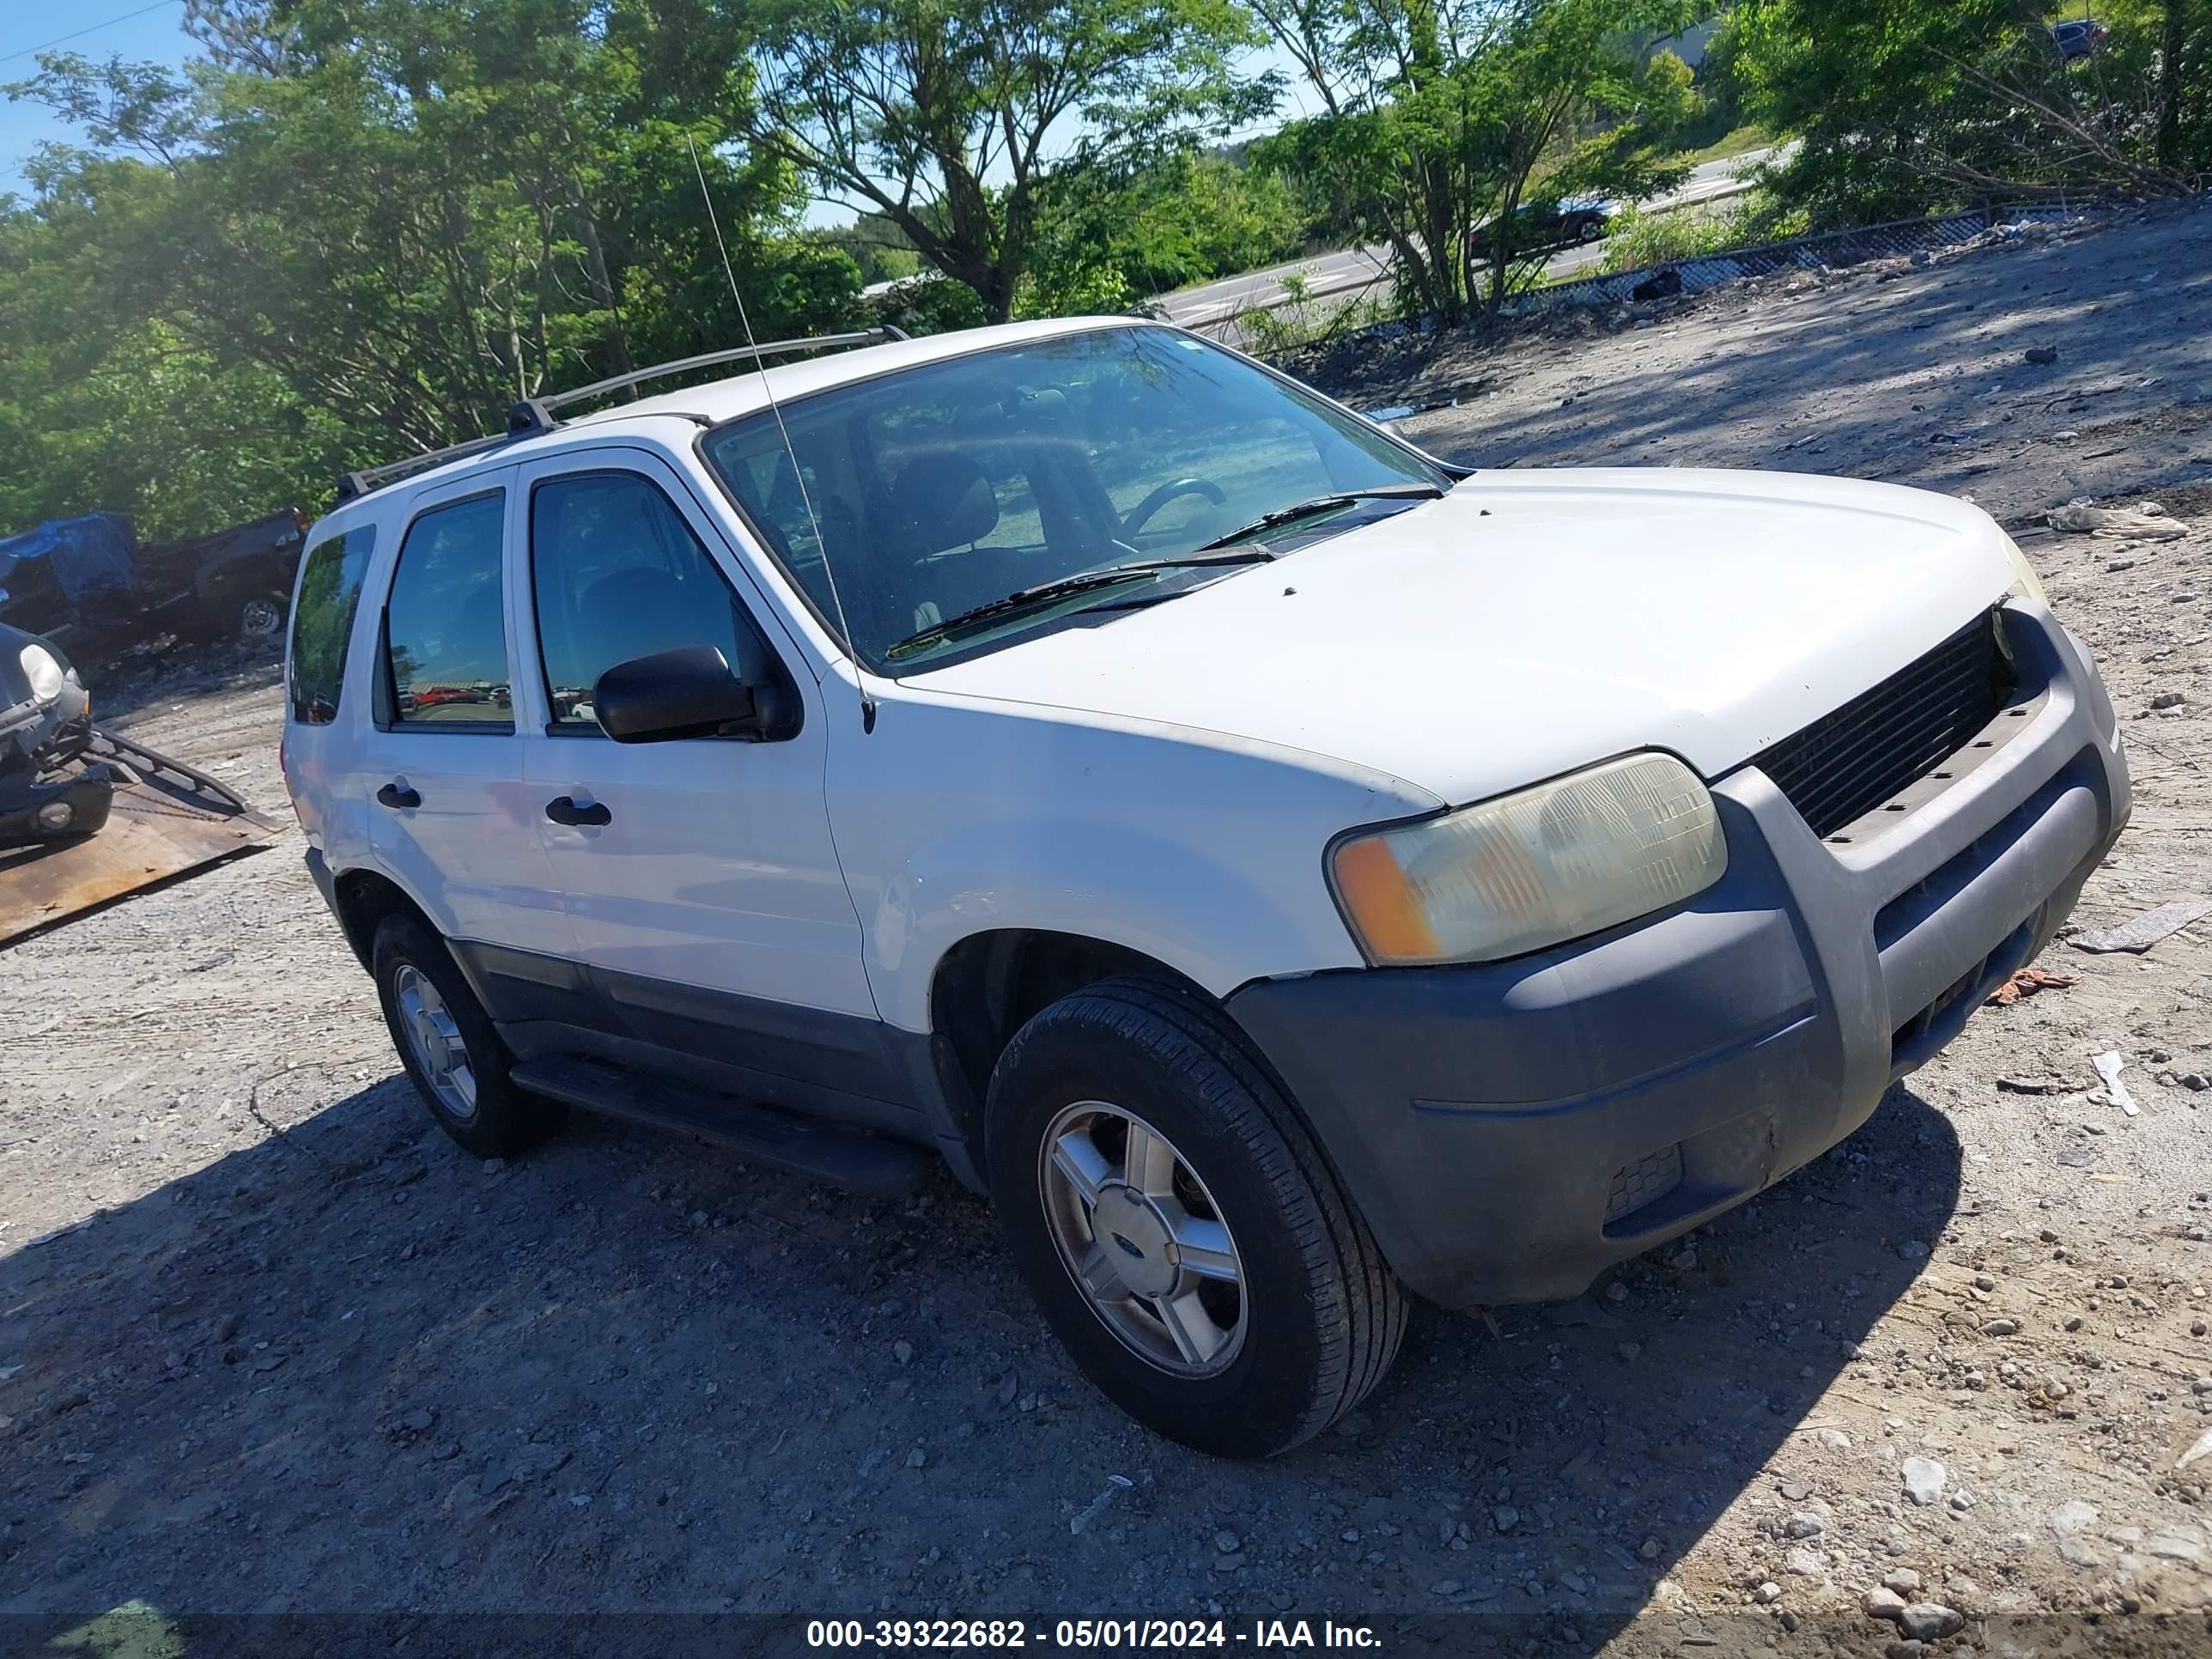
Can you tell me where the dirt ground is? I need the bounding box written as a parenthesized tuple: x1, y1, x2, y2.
(4, 204, 2212, 1657)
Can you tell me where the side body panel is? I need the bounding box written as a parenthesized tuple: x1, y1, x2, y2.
(823, 687, 1442, 1036)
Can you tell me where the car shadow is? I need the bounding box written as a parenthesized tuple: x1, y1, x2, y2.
(0, 1061, 1960, 1650)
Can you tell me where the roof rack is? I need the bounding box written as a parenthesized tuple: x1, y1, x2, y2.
(333, 323, 909, 503)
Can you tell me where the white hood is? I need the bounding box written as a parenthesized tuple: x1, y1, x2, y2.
(902, 469, 2018, 806)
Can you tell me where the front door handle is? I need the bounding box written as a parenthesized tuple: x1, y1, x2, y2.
(544, 795, 611, 827)
(375, 781, 421, 810)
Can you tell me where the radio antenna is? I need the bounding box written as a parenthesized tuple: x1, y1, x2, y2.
(687, 133, 875, 732)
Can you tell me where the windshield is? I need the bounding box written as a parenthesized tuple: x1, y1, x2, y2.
(700, 325, 1449, 673)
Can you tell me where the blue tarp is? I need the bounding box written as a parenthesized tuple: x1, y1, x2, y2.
(0, 513, 138, 603)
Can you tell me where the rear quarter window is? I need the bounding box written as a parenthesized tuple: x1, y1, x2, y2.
(289, 526, 376, 725)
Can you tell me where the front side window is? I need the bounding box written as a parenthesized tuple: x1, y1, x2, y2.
(530, 471, 770, 729)
(702, 325, 1448, 674)
(288, 524, 375, 724)
(385, 493, 512, 729)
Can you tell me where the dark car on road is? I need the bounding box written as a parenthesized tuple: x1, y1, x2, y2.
(1467, 196, 1616, 261)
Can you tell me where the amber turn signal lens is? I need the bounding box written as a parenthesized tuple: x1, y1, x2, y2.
(1330, 835, 1442, 963)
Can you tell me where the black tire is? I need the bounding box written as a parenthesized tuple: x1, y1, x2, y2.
(986, 976, 1406, 1458)
(371, 915, 566, 1158)
(231, 589, 289, 643)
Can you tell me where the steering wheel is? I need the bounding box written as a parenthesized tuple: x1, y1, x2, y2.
(1121, 477, 1228, 540)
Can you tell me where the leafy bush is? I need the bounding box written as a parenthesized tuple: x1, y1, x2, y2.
(866, 275, 992, 337)
(1019, 153, 1311, 315)
(1599, 191, 1811, 272)
(1237, 276, 1389, 357)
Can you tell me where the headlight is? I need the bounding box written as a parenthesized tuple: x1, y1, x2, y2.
(18, 644, 64, 703)
(1329, 752, 1728, 965)
(2002, 535, 2047, 605)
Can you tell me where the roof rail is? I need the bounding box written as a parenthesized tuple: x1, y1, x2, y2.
(332, 323, 909, 504)
(333, 432, 516, 503)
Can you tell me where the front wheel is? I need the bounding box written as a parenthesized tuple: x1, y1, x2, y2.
(986, 978, 1406, 1457)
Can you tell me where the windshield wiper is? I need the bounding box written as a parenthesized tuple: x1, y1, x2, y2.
(1193, 482, 1446, 552)
(884, 550, 1275, 661)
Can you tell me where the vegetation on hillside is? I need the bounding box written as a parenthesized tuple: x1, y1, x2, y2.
(0, 0, 2203, 533)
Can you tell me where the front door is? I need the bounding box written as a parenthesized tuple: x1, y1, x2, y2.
(511, 451, 896, 1123)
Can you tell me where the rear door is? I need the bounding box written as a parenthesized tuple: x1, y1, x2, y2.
(365, 470, 574, 958)
(512, 449, 894, 1122)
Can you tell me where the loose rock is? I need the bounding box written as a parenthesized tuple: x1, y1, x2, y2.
(1897, 1603, 1963, 1642)
(1901, 1456, 1948, 1506)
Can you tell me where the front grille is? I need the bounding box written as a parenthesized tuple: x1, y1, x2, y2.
(1751, 613, 2014, 840)
(1604, 1144, 1684, 1225)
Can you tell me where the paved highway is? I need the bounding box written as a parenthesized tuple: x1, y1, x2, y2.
(1156, 147, 1781, 331)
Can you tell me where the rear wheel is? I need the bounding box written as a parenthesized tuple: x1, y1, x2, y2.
(986, 977, 1406, 1457)
(372, 915, 565, 1158)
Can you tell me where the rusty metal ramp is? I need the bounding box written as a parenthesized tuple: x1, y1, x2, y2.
(0, 731, 279, 945)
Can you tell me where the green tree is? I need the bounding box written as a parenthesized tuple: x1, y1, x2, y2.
(1247, 0, 1701, 324)
(1730, 0, 2207, 223)
(816, 211, 924, 286)
(734, 0, 1274, 322)
(1018, 150, 1310, 313)
(1641, 46, 1704, 145)
(3, 0, 867, 525)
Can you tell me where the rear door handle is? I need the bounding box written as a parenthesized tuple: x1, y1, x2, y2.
(375, 781, 421, 810)
(544, 795, 611, 827)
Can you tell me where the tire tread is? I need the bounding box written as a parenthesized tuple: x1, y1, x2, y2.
(994, 975, 1406, 1452)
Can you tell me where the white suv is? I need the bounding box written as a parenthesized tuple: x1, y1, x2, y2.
(283, 318, 2129, 1457)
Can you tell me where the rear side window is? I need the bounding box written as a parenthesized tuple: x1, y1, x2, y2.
(530, 472, 774, 729)
(288, 525, 375, 725)
(385, 492, 513, 730)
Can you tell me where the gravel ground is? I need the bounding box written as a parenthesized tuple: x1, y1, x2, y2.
(3, 204, 2212, 1656)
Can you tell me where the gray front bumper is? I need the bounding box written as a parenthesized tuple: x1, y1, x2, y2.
(1228, 602, 2130, 1310)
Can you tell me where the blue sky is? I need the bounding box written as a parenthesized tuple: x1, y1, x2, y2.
(0, 1, 195, 198)
(0, 1, 1321, 217)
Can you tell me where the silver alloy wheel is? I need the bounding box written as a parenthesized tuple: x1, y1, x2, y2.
(392, 964, 477, 1122)
(239, 597, 283, 637)
(1038, 1100, 1247, 1376)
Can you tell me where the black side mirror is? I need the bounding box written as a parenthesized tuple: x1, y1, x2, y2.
(592, 643, 778, 743)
